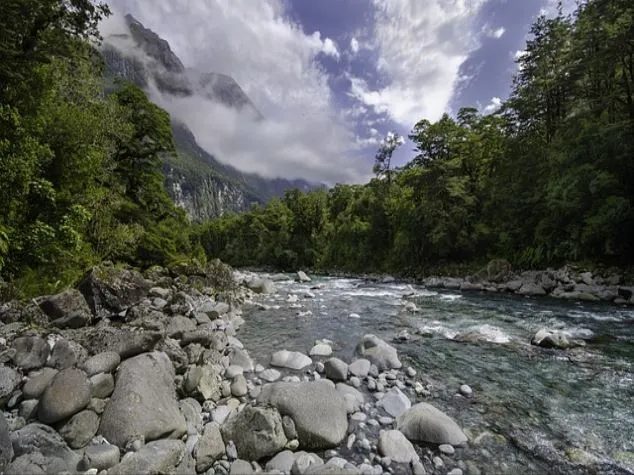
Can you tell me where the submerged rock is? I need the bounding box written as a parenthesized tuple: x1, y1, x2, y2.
(354, 335, 401, 370)
(271, 350, 312, 370)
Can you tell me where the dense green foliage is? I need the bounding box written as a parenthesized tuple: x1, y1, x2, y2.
(196, 0, 634, 274)
(0, 0, 198, 297)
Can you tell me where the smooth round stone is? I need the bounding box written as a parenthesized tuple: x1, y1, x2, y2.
(448, 469, 463, 475)
(439, 443, 455, 455)
(358, 438, 371, 452)
(315, 362, 325, 373)
(367, 380, 377, 391)
(385, 373, 397, 381)
(460, 384, 473, 397)
(225, 365, 244, 379)
(367, 419, 379, 427)
(379, 416, 394, 425)
(405, 367, 417, 378)
(351, 412, 367, 422)
(433, 456, 444, 468)
(350, 377, 361, 388)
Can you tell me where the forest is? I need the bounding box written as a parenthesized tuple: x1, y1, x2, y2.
(0, 0, 633, 298)
(196, 0, 634, 275)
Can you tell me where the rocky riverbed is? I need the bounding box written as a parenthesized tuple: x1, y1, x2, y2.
(0, 262, 631, 475)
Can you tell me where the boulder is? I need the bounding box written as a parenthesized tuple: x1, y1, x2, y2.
(82, 444, 121, 471)
(6, 452, 69, 475)
(166, 315, 196, 339)
(12, 336, 50, 370)
(260, 368, 281, 382)
(231, 459, 255, 474)
(517, 283, 547, 296)
(0, 366, 21, 402)
(38, 368, 91, 424)
(98, 352, 187, 448)
(309, 344, 332, 357)
(296, 271, 312, 283)
(46, 338, 85, 370)
(271, 350, 312, 370)
(89, 373, 115, 399)
(0, 412, 12, 472)
(324, 357, 348, 381)
(10, 423, 81, 469)
(348, 359, 371, 378)
(531, 328, 572, 350)
(378, 430, 419, 463)
(194, 423, 225, 472)
(58, 410, 99, 449)
(265, 450, 296, 473)
(354, 335, 401, 370)
(378, 387, 411, 418)
(257, 380, 348, 450)
(221, 405, 287, 461)
(81, 351, 120, 376)
(230, 348, 255, 372)
(75, 327, 161, 358)
(108, 439, 186, 475)
(247, 278, 275, 294)
(397, 403, 467, 446)
(335, 383, 364, 414)
(39, 289, 92, 329)
(78, 265, 150, 318)
(183, 364, 222, 401)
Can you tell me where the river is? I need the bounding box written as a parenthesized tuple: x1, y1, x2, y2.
(238, 275, 634, 474)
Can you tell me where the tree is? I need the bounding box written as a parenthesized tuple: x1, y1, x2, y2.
(373, 132, 403, 185)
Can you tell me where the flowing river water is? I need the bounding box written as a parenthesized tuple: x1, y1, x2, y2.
(239, 275, 634, 474)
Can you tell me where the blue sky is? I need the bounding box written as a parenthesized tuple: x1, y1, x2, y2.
(103, 0, 571, 184)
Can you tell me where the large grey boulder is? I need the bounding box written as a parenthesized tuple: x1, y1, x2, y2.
(335, 383, 364, 414)
(257, 380, 348, 450)
(6, 452, 68, 475)
(397, 403, 467, 446)
(46, 338, 85, 370)
(58, 410, 99, 449)
(0, 412, 12, 472)
(11, 336, 50, 370)
(98, 351, 187, 448)
(354, 335, 401, 370)
(221, 405, 287, 461)
(75, 327, 161, 358)
(10, 423, 81, 469)
(0, 366, 21, 402)
(38, 289, 92, 329)
(271, 350, 312, 370)
(265, 450, 296, 473)
(296, 271, 311, 283)
(78, 265, 151, 318)
(378, 430, 419, 463)
(517, 282, 547, 296)
(194, 423, 225, 472)
(378, 387, 411, 418)
(183, 364, 222, 401)
(38, 368, 91, 424)
(531, 329, 573, 350)
(108, 439, 186, 475)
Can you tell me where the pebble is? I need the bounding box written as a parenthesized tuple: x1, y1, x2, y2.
(351, 412, 367, 422)
(367, 419, 379, 427)
(367, 380, 377, 391)
(359, 438, 371, 452)
(405, 367, 417, 378)
(315, 362, 325, 373)
(350, 376, 361, 388)
(347, 434, 356, 450)
(385, 373, 397, 381)
(439, 444, 455, 455)
(226, 441, 238, 460)
(379, 416, 394, 425)
(433, 456, 444, 468)
(447, 469, 463, 475)
(460, 384, 473, 397)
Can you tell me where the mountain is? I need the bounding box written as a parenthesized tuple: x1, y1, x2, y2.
(101, 14, 315, 220)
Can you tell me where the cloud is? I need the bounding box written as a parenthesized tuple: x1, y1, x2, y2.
(347, 0, 487, 128)
(482, 96, 502, 114)
(350, 37, 360, 54)
(101, 0, 367, 184)
(484, 26, 506, 39)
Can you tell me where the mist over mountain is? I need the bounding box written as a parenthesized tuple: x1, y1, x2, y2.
(101, 13, 318, 219)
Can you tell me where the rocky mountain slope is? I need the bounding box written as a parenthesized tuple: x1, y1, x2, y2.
(102, 14, 314, 220)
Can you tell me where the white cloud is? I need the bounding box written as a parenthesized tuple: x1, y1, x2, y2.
(482, 96, 502, 114)
(350, 37, 360, 54)
(485, 26, 506, 39)
(102, 0, 366, 184)
(347, 0, 487, 128)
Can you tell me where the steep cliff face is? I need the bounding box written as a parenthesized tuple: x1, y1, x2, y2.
(101, 14, 312, 220)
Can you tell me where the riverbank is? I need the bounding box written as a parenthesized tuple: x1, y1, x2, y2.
(0, 261, 477, 475)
